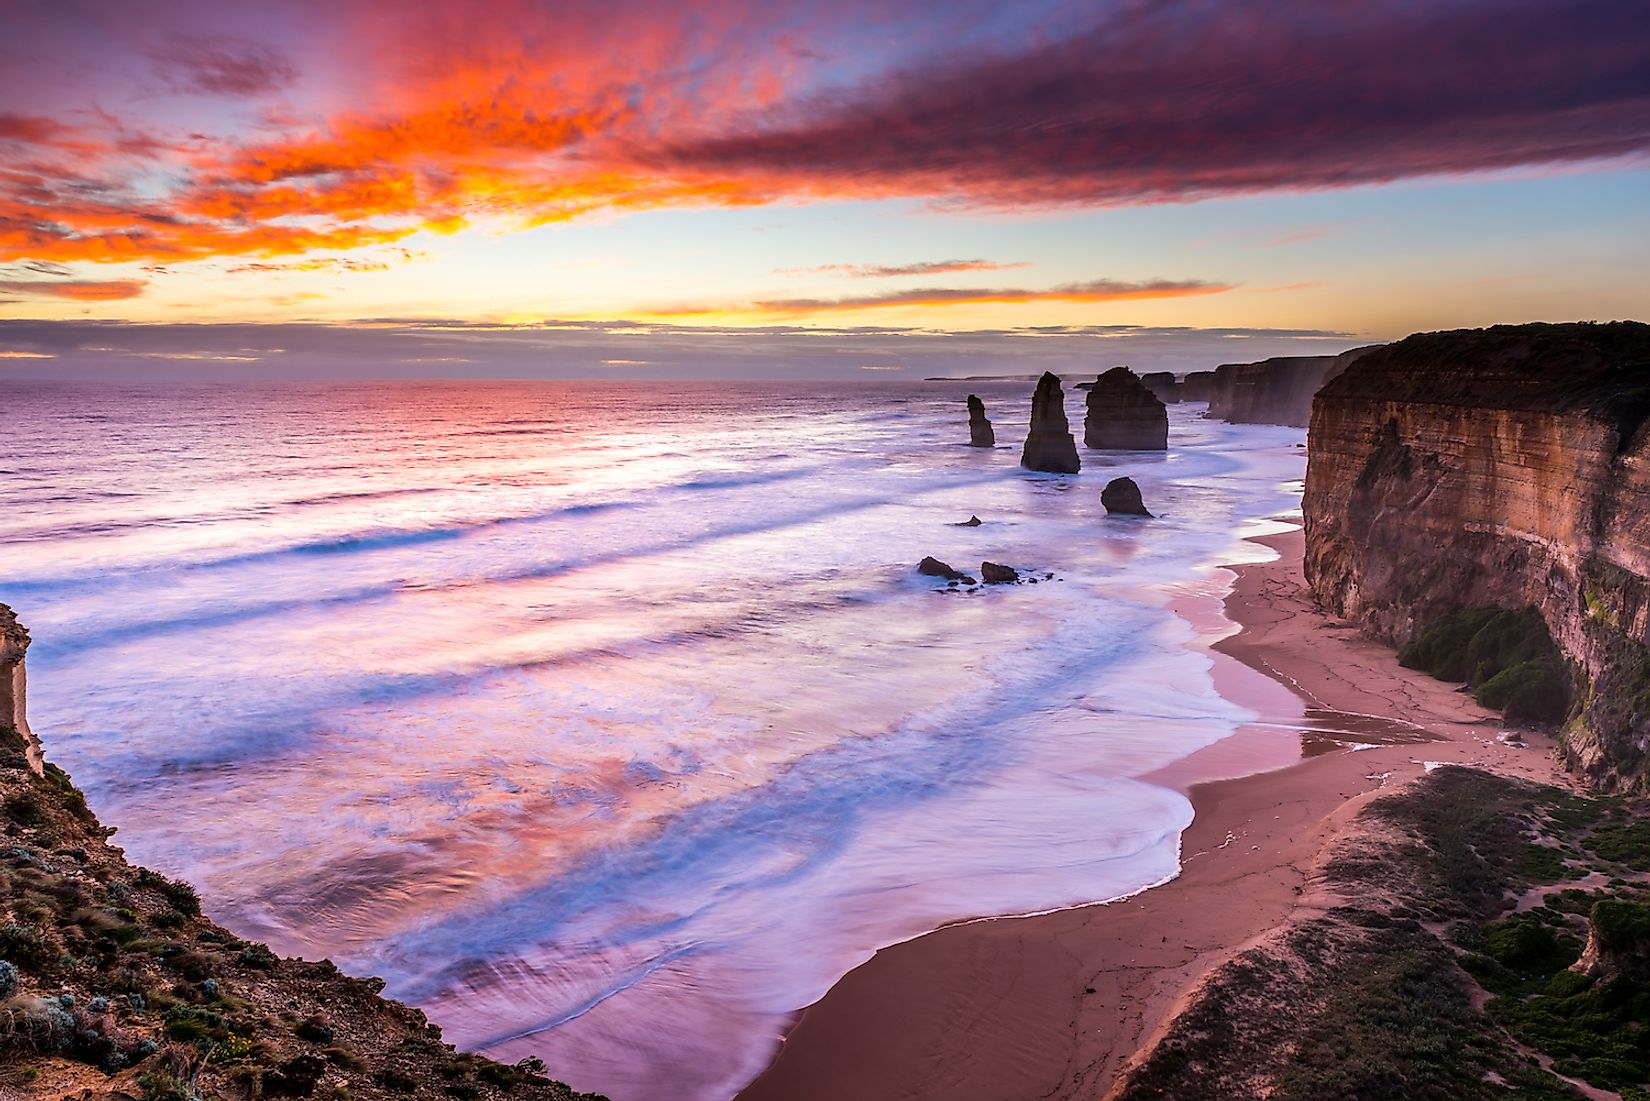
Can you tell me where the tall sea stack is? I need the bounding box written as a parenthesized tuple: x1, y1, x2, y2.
(0, 603, 40, 776)
(1020, 372, 1080, 473)
(1085, 367, 1168, 450)
(966, 394, 995, 447)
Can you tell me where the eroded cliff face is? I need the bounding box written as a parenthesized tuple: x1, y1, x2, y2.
(1208, 346, 1378, 426)
(1303, 322, 1650, 790)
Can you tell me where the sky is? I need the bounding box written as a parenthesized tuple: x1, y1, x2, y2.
(1, 0, 1647, 379)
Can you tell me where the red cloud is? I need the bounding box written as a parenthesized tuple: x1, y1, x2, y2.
(0, 0, 1645, 269)
(652, 278, 1233, 315)
(0, 278, 146, 300)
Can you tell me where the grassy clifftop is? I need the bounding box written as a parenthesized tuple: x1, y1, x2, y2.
(0, 722, 605, 1101)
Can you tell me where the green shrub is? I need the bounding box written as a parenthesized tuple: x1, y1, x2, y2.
(1400, 605, 1570, 722)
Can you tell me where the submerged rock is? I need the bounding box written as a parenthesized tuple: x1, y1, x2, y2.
(980, 561, 1019, 584)
(918, 556, 976, 583)
(1085, 367, 1168, 450)
(1020, 372, 1081, 473)
(1102, 477, 1153, 516)
(954, 515, 983, 527)
(966, 394, 996, 447)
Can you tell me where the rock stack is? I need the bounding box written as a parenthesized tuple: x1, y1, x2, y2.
(1181, 371, 1217, 402)
(1140, 371, 1181, 404)
(0, 603, 40, 776)
(1101, 477, 1153, 516)
(1084, 367, 1168, 450)
(1020, 372, 1081, 473)
(966, 394, 995, 447)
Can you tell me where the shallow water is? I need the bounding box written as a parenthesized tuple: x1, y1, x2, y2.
(0, 380, 1308, 1099)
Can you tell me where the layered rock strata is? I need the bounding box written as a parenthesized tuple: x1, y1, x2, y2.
(1302, 322, 1650, 791)
(966, 394, 995, 447)
(1020, 372, 1081, 473)
(1084, 367, 1168, 450)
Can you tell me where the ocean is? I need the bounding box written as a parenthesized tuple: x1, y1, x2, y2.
(0, 379, 1309, 1099)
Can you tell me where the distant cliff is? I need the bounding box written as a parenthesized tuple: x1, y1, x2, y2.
(1303, 322, 1650, 791)
(1206, 347, 1377, 426)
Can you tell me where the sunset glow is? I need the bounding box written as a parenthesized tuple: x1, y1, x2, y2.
(2, 0, 1647, 374)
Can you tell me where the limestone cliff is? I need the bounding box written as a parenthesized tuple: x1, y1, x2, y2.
(1020, 372, 1080, 473)
(1303, 322, 1650, 791)
(1208, 346, 1378, 426)
(1083, 367, 1167, 450)
(1138, 371, 1180, 404)
(1180, 371, 1216, 403)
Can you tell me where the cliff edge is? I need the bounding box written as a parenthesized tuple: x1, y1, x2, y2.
(0, 602, 603, 1100)
(1303, 321, 1650, 790)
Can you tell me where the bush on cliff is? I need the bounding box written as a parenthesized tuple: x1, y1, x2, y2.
(1399, 605, 1570, 723)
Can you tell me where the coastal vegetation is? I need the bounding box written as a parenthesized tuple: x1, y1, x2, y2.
(1115, 767, 1650, 1099)
(0, 722, 603, 1100)
(1398, 605, 1571, 724)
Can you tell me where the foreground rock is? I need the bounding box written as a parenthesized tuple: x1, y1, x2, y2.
(1205, 346, 1378, 426)
(1084, 367, 1167, 450)
(980, 562, 1018, 584)
(0, 609, 602, 1101)
(966, 394, 995, 447)
(0, 603, 38, 774)
(1020, 372, 1081, 473)
(918, 556, 975, 583)
(1139, 371, 1181, 404)
(1101, 477, 1152, 516)
(1302, 321, 1650, 791)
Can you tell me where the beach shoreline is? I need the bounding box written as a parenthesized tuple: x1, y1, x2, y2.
(737, 524, 1575, 1101)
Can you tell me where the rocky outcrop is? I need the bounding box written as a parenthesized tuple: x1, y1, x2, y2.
(1101, 477, 1152, 516)
(1302, 321, 1650, 791)
(919, 556, 976, 583)
(954, 515, 982, 527)
(0, 605, 601, 1101)
(0, 603, 39, 776)
(966, 394, 995, 447)
(1181, 371, 1216, 402)
(1207, 346, 1379, 426)
(1020, 372, 1081, 473)
(1572, 898, 1650, 980)
(1084, 367, 1168, 450)
(980, 562, 1018, 584)
(1139, 371, 1181, 404)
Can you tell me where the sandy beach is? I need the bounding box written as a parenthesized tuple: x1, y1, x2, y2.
(738, 525, 1576, 1101)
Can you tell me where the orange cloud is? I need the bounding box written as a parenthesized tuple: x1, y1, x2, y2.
(0, 278, 146, 300)
(651, 278, 1233, 316)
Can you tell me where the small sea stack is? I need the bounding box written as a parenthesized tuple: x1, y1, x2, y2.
(966, 394, 995, 447)
(1140, 371, 1181, 404)
(1085, 367, 1168, 450)
(1020, 372, 1081, 473)
(1101, 476, 1153, 516)
(0, 603, 39, 776)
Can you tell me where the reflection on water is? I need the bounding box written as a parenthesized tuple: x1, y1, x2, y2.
(2, 381, 1309, 1100)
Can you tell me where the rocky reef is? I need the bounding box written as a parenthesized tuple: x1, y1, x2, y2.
(0, 603, 602, 1101)
(1207, 346, 1378, 426)
(1020, 372, 1080, 473)
(965, 394, 995, 447)
(1083, 367, 1167, 450)
(1302, 321, 1650, 791)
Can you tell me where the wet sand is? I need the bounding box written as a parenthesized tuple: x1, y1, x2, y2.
(737, 526, 1573, 1101)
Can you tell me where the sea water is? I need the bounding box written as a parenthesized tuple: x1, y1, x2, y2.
(0, 380, 1307, 1099)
